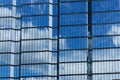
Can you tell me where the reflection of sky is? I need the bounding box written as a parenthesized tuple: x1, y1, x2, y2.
(0, 0, 120, 80)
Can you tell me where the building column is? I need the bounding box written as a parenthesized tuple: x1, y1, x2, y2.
(48, 0, 53, 80)
(87, 0, 93, 80)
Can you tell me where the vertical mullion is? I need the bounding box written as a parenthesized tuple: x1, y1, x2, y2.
(57, 0, 60, 80)
(87, 0, 93, 80)
(19, 2, 22, 80)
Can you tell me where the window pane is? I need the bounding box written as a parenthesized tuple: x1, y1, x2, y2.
(92, 12, 120, 24)
(60, 14, 87, 25)
(21, 65, 57, 76)
(60, 38, 87, 50)
(59, 63, 87, 74)
(92, 0, 119, 12)
(59, 50, 87, 62)
(22, 4, 49, 15)
(22, 16, 49, 27)
(21, 52, 55, 64)
(60, 26, 87, 37)
(21, 40, 49, 51)
(60, 2, 86, 13)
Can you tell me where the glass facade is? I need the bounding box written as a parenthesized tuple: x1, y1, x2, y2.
(0, 0, 120, 80)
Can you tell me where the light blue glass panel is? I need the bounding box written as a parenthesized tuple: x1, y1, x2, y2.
(22, 28, 49, 39)
(59, 50, 87, 62)
(21, 52, 55, 64)
(0, 54, 19, 65)
(59, 63, 87, 74)
(21, 40, 49, 51)
(93, 61, 120, 73)
(93, 74, 120, 80)
(93, 49, 120, 60)
(21, 65, 57, 76)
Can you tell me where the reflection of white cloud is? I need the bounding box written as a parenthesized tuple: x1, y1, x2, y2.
(0, 8, 12, 16)
(0, 8, 12, 28)
(108, 25, 120, 47)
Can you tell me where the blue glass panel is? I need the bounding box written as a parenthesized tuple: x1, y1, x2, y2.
(92, 0, 119, 12)
(59, 50, 87, 62)
(92, 12, 120, 24)
(60, 14, 86, 25)
(22, 4, 49, 15)
(92, 37, 114, 48)
(21, 0, 49, 4)
(59, 38, 87, 49)
(0, 66, 10, 77)
(22, 16, 49, 27)
(60, 2, 86, 13)
(60, 26, 87, 37)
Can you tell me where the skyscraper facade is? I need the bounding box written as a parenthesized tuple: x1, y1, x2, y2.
(0, 0, 120, 80)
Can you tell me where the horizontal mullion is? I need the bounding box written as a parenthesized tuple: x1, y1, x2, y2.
(0, 52, 19, 54)
(59, 61, 87, 64)
(21, 61, 87, 65)
(21, 50, 57, 53)
(59, 35, 120, 39)
(1, 72, 120, 79)
(59, 73, 87, 76)
(0, 64, 19, 66)
(0, 14, 56, 18)
(92, 59, 120, 62)
(21, 38, 57, 41)
(92, 72, 120, 75)
(21, 34, 120, 42)
(0, 4, 20, 7)
(0, 28, 20, 30)
(21, 47, 120, 53)
(20, 75, 56, 78)
(21, 2, 57, 6)
(92, 47, 120, 50)
(59, 36, 87, 39)
(22, 26, 57, 29)
(0, 10, 119, 18)
(60, 22, 120, 27)
(20, 73, 120, 78)
(21, 63, 56, 65)
(22, 22, 120, 28)
(0, 16, 21, 18)
(60, 48, 88, 51)
(0, 77, 19, 79)
(59, 72, 120, 76)
(60, 47, 120, 51)
(22, 14, 57, 17)
(60, 0, 104, 3)
(0, 40, 20, 42)
(60, 10, 120, 15)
